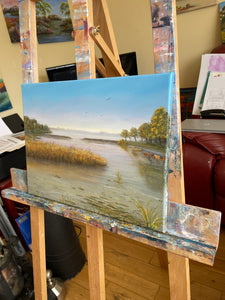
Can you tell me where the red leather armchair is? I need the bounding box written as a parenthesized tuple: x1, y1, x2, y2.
(182, 131, 225, 224)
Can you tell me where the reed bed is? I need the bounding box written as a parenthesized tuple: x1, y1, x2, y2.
(26, 140, 107, 167)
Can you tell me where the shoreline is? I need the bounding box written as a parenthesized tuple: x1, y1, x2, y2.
(82, 137, 118, 144)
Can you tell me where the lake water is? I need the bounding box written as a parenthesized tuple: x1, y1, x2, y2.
(27, 128, 167, 229)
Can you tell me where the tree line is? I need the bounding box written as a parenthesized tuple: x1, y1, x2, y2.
(120, 106, 170, 146)
(24, 116, 51, 135)
(36, 1, 70, 18)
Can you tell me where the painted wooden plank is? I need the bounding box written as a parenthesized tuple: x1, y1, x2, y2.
(168, 254, 191, 300)
(151, 0, 191, 298)
(10, 169, 221, 249)
(151, 0, 184, 203)
(29, 207, 47, 300)
(1, 185, 221, 266)
(19, 0, 39, 84)
(71, 2, 106, 298)
(71, 0, 95, 80)
(11, 168, 47, 300)
(86, 225, 105, 300)
(19, 2, 47, 300)
(11, 168, 27, 192)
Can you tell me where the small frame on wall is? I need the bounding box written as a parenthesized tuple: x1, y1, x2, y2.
(0, 79, 13, 113)
(176, 0, 217, 14)
(0, 0, 73, 44)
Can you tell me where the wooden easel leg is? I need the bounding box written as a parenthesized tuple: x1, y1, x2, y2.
(157, 249, 168, 269)
(168, 253, 191, 300)
(10, 170, 47, 299)
(30, 207, 47, 300)
(86, 224, 105, 300)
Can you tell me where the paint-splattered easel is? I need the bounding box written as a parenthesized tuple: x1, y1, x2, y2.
(1, 0, 222, 300)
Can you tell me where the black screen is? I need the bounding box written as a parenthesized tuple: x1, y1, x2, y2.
(46, 52, 138, 82)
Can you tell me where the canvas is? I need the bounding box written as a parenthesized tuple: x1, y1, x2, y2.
(0, 79, 13, 112)
(176, 0, 217, 14)
(36, 0, 73, 44)
(22, 73, 174, 233)
(0, 0, 73, 44)
(0, 0, 20, 43)
(151, 1, 174, 73)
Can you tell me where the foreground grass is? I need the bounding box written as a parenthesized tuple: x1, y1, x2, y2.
(26, 140, 107, 167)
(134, 199, 163, 230)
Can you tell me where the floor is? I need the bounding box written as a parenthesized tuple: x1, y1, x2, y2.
(63, 222, 225, 300)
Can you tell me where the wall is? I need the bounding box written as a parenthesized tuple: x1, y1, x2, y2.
(0, 1, 223, 120)
(177, 4, 221, 88)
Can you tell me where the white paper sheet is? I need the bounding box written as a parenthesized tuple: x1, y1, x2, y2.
(192, 54, 225, 115)
(0, 117, 11, 137)
(201, 72, 225, 112)
(0, 135, 25, 155)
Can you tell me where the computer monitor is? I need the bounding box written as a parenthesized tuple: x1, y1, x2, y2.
(46, 52, 138, 82)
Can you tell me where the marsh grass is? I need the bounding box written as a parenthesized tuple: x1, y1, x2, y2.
(116, 171, 122, 184)
(134, 199, 163, 230)
(26, 140, 107, 167)
(61, 194, 72, 204)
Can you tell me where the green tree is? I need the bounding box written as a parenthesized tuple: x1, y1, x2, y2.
(36, 0, 52, 17)
(24, 116, 51, 135)
(120, 129, 129, 141)
(129, 127, 138, 141)
(149, 106, 170, 145)
(60, 2, 70, 18)
(138, 123, 150, 142)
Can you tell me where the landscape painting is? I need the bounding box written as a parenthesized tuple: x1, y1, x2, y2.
(36, 0, 73, 44)
(22, 73, 174, 233)
(0, 0, 73, 44)
(0, 79, 12, 112)
(176, 0, 217, 14)
(0, 0, 20, 43)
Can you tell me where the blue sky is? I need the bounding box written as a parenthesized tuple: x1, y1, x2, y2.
(22, 73, 174, 134)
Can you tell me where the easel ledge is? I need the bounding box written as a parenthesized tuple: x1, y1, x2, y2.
(1, 168, 221, 266)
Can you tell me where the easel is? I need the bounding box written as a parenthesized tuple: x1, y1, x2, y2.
(0, 0, 221, 300)
(72, 1, 189, 298)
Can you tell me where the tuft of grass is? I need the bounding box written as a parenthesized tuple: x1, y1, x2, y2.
(26, 140, 107, 167)
(61, 194, 72, 204)
(116, 171, 122, 184)
(134, 200, 163, 230)
(118, 139, 128, 150)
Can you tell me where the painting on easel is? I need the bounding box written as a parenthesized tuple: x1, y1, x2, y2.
(22, 73, 174, 232)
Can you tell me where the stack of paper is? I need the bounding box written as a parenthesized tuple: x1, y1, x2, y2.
(0, 117, 11, 137)
(201, 72, 225, 115)
(0, 118, 25, 155)
(192, 54, 225, 116)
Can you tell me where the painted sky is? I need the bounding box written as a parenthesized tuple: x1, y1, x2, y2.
(22, 73, 174, 134)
